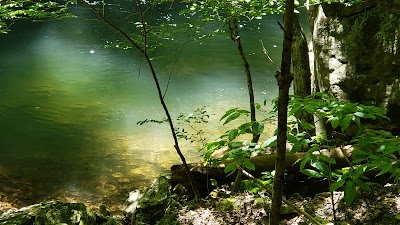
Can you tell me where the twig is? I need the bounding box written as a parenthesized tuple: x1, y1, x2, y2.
(80, 0, 143, 52)
(277, 21, 292, 41)
(259, 39, 280, 71)
(327, 162, 337, 223)
(163, 40, 190, 98)
(243, 15, 280, 71)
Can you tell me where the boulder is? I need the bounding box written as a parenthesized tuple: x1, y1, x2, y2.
(123, 176, 177, 225)
(0, 201, 120, 225)
(309, 0, 400, 125)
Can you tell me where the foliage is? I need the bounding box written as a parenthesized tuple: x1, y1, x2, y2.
(177, 0, 285, 41)
(285, 92, 389, 150)
(240, 171, 274, 193)
(219, 108, 265, 141)
(215, 198, 236, 211)
(181, 0, 284, 23)
(284, 92, 400, 205)
(0, 0, 75, 34)
(137, 118, 168, 125)
(199, 107, 269, 176)
(137, 106, 212, 145)
(308, 0, 365, 7)
(175, 106, 212, 144)
(192, 91, 399, 207)
(352, 129, 400, 181)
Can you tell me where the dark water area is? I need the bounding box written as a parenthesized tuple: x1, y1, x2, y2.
(0, 2, 290, 214)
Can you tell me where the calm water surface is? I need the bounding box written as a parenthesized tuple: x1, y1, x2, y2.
(0, 3, 283, 213)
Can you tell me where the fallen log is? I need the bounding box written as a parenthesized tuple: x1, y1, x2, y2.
(170, 145, 355, 197)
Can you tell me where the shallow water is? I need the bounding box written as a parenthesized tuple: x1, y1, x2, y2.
(0, 3, 285, 213)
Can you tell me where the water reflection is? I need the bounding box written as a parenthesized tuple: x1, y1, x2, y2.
(0, 3, 282, 214)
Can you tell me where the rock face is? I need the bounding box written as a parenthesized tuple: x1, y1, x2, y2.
(0, 201, 120, 225)
(310, 0, 400, 124)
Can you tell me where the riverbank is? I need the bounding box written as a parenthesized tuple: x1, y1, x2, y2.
(2, 169, 400, 224)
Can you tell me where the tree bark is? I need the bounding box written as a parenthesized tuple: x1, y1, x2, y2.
(229, 18, 260, 144)
(292, 13, 315, 136)
(270, 0, 295, 224)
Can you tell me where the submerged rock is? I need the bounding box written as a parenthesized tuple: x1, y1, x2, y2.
(0, 201, 120, 225)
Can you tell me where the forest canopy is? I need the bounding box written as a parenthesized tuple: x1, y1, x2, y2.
(0, 0, 74, 34)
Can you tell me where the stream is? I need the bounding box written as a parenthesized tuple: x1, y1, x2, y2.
(0, 2, 290, 213)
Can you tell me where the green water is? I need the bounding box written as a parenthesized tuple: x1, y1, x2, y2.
(0, 4, 284, 212)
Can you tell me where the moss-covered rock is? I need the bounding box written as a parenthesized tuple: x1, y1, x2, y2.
(123, 176, 179, 225)
(0, 201, 120, 225)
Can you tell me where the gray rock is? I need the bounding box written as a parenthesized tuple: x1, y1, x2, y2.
(310, 0, 400, 124)
(124, 176, 173, 224)
(0, 201, 120, 225)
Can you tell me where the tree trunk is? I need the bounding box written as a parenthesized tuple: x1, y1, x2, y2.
(270, 0, 295, 224)
(229, 18, 260, 144)
(292, 13, 315, 136)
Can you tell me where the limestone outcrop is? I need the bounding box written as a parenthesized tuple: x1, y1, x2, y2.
(309, 0, 400, 124)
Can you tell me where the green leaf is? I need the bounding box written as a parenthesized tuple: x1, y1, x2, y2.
(287, 133, 298, 144)
(376, 163, 393, 177)
(352, 116, 361, 127)
(330, 180, 345, 192)
(364, 113, 377, 120)
(301, 169, 323, 178)
(318, 155, 336, 164)
(223, 112, 241, 125)
(238, 122, 252, 134)
(261, 136, 277, 148)
(354, 165, 368, 177)
(220, 108, 237, 121)
(299, 157, 310, 171)
(289, 105, 302, 118)
(210, 179, 217, 186)
(350, 157, 366, 165)
(243, 160, 256, 171)
(252, 121, 264, 135)
(352, 149, 368, 156)
(228, 129, 239, 141)
(300, 122, 315, 131)
(203, 149, 214, 161)
(311, 161, 330, 176)
(237, 109, 250, 114)
(305, 104, 319, 114)
(354, 112, 365, 118)
(293, 157, 303, 166)
(354, 178, 370, 191)
(224, 162, 237, 174)
(307, 146, 320, 154)
(228, 141, 243, 149)
(290, 144, 303, 153)
(330, 117, 340, 129)
(340, 114, 353, 132)
(344, 181, 356, 204)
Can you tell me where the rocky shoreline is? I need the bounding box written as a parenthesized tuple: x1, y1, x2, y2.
(2, 165, 400, 225)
